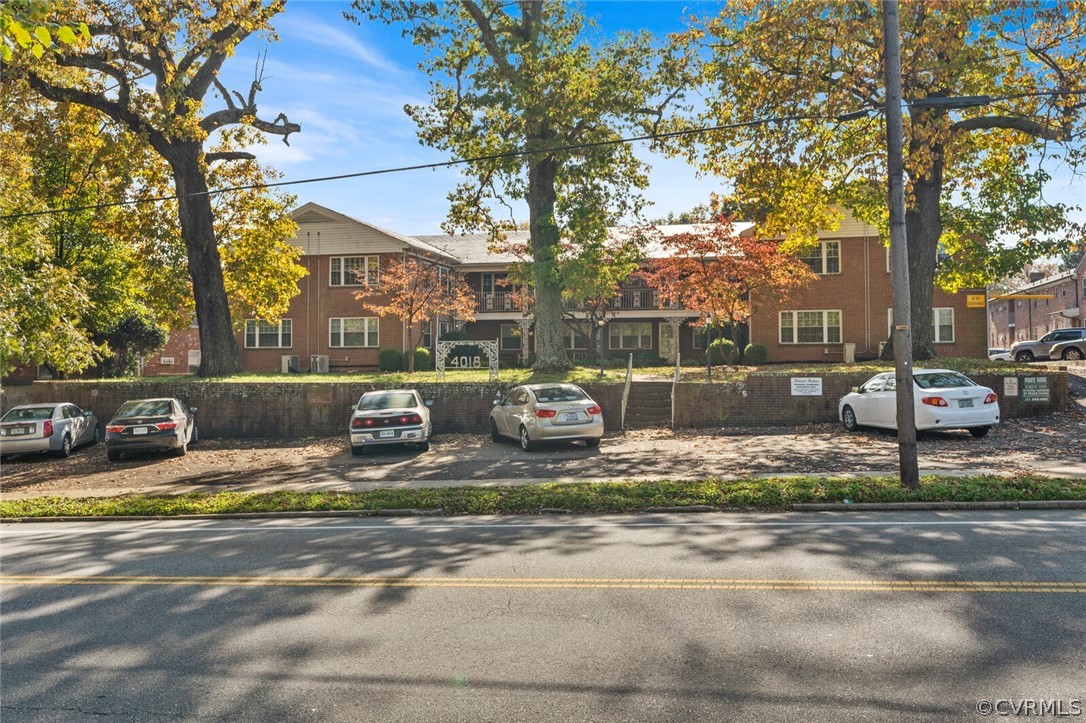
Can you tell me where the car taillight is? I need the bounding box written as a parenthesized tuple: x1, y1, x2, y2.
(984, 393, 998, 405)
(43, 420, 53, 437)
(155, 421, 178, 431)
(921, 396, 948, 407)
(408, 414, 422, 424)
(106, 424, 125, 434)
(534, 408, 557, 418)
(586, 405, 602, 415)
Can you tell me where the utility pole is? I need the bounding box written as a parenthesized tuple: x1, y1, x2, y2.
(882, 0, 920, 489)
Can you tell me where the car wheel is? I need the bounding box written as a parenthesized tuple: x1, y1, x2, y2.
(490, 419, 502, 443)
(1015, 351, 1034, 363)
(584, 437, 600, 448)
(842, 406, 859, 432)
(1063, 347, 1084, 361)
(351, 445, 366, 456)
(969, 426, 991, 438)
(1, 454, 12, 463)
(418, 440, 430, 452)
(54, 435, 72, 459)
(519, 426, 536, 452)
(92, 424, 101, 446)
(190, 424, 199, 445)
(107, 448, 121, 462)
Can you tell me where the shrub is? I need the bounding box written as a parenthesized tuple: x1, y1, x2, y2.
(412, 347, 431, 371)
(743, 343, 767, 365)
(378, 348, 404, 372)
(633, 351, 668, 367)
(708, 338, 738, 365)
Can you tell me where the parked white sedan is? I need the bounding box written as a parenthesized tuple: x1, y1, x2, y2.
(349, 389, 432, 455)
(490, 383, 604, 451)
(838, 369, 1000, 437)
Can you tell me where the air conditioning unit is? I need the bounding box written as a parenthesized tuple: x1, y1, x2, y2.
(310, 354, 330, 373)
(878, 341, 887, 356)
(281, 355, 300, 373)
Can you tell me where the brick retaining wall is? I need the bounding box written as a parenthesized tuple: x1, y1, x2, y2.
(30, 370, 1067, 437)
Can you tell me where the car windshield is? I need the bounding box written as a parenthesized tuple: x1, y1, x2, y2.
(115, 400, 173, 417)
(533, 386, 588, 403)
(1, 407, 54, 422)
(358, 392, 416, 410)
(914, 372, 976, 390)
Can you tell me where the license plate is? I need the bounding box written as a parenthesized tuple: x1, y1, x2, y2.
(564, 413, 580, 422)
(133, 427, 148, 435)
(7, 428, 30, 436)
(402, 431, 420, 439)
(379, 430, 395, 438)
(959, 399, 974, 408)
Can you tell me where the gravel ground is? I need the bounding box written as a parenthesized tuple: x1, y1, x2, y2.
(2, 391, 1084, 498)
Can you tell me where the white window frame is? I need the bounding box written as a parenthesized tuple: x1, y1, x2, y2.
(562, 325, 588, 350)
(609, 321, 653, 350)
(330, 256, 379, 287)
(329, 317, 379, 348)
(887, 307, 955, 343)
(799, 240, 841, 275)
(245, 319, 292, 349)
(779, 310, 842, 344)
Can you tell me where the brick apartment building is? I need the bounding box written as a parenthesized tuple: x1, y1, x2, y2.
(6, 202, 991, 383)
(987, 258, 1086, 349)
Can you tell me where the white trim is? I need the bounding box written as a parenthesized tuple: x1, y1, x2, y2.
(329, 255, 379, 287)
(779, 310, 842, 344)
(245, 319, 293, 349)
(799, 240, 841, 275)
(329, 317, 379, 348)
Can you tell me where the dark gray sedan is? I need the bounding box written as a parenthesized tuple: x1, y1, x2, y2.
(0, 403, 101, 460)
(105, 398, 198, 461)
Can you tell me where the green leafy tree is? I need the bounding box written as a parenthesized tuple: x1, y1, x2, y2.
(1, 0, 89, 61)
(673, 0, 1086, 360)
(12, 0, 302, 376)
(349, 0, 679, 371)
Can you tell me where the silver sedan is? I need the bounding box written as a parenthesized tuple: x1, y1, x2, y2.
(490, 383, 604, 451)
(349, 389, 432, 455)
(0, 403, 101, 460)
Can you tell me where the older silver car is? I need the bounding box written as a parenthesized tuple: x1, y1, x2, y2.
(349, 389, 432, 455)
(490, 383, 604, 451)
(0, 403, 101, 460)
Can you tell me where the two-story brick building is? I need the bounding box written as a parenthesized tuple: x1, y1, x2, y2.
(987, 259, 1086, 349)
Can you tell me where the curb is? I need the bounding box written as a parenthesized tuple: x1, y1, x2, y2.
(1, 508, 445, 524)
(792, 500, 1086, 511)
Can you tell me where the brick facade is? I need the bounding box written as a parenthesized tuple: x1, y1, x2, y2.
(988, 269, 1084, 348)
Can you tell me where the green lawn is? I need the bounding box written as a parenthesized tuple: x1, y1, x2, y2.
(3, 475, 1082, 519)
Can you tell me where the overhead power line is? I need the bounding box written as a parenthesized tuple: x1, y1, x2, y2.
(2, 88, 1082, 222)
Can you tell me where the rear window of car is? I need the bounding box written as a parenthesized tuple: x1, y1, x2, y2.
(358, 392, 417, 410)
(1, 407, 54, 422)
(914, 372, 976, 390)
(115, 400, 174, 417)
(533, 386, 588, 403)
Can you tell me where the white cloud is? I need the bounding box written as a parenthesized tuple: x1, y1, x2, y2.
(280, 13, 401, 75)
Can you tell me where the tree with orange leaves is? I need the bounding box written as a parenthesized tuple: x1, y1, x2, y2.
(647, 218, 816, 358)
(354, 254, 476, 372)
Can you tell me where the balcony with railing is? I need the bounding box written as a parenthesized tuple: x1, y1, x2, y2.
(475, 289, 685, 313)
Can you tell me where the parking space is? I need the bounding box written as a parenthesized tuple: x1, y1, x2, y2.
(2, 396, 1084, 499)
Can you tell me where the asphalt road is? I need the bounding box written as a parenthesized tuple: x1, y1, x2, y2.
(3, 512, 1084, 721)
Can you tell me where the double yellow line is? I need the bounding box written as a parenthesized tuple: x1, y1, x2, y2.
(2, 575, 1084, 593)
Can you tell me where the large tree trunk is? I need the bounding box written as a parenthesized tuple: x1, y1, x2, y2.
(904, 167, 944, 362)
(527, 156, 571, 372)
(166, 142, 243, 376)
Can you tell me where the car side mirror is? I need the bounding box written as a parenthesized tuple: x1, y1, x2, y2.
(84, 410, 94, 417)
(493, 398, 501, 406)
(425, 400, 434, 407)
(189, 407, 198, 414)
(852, 386, 860, 394)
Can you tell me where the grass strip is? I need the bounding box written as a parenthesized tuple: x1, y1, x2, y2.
(2, 475, 1084, 518)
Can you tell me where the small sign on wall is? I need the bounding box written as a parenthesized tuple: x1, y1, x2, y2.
(967, 294, 986, 308)
(1021, 376, 1050, 403)
(791, 377, 823, 396)
(1003, 377, 1018, 397)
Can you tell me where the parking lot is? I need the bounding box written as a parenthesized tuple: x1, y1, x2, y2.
(2, 395, 1084, 498)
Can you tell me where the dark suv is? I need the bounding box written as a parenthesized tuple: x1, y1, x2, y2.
(1009, 328, 1086, 362)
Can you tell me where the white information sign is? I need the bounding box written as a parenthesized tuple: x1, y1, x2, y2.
(1003, 377, 1019, 398)
(791, 377, 823, 396)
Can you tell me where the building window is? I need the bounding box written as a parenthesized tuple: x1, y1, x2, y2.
(798, 241, 840, 275)
(329, 318, 379, 347)
(500, 324, 522, 351)
(610, 322, 653, 350)
(780, 310, 841, 344)
(330, 256, 379, 286)
(562, 325, 588, 350)
(245, 319, 292, 348)
(887, 308, 955, 343)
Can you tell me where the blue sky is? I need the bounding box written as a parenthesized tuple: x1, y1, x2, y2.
(219, 1, 1084, 240)
(221, 1, 725, 234)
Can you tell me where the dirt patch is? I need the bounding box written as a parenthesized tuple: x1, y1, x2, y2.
(2, 403, 1084, 498)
